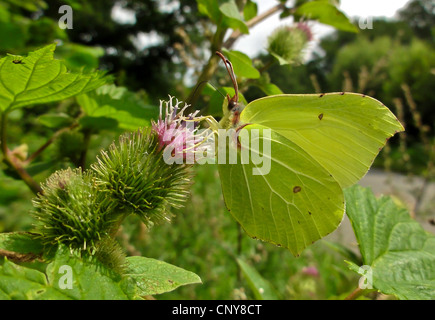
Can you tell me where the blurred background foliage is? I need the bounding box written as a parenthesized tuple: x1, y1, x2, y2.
(0, 0, 434, 299)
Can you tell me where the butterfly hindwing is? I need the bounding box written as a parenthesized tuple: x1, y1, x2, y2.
(217, 124, 344, 256)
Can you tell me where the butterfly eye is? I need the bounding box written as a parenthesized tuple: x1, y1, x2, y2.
(228, 100, 238, 111)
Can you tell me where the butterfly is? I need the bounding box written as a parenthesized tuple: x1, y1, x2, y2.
(213, 51, 404, 256)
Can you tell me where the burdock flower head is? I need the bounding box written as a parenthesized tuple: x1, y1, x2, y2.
(152, 95, 212, 164)
(31, 96, 203, 271)
(267, 21, 313, 65)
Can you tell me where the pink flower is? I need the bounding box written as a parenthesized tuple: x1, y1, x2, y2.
(152, 96, 207, 164)
(302, 266, 319, 277)
(296, 21, 313, 42)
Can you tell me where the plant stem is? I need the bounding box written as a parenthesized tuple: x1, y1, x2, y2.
(344, 287, 364, 300)
(0, 248, 39, 263)
(0, 112, 42, 194)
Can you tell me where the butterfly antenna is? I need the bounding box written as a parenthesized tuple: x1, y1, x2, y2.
(216, 51, 239, 103)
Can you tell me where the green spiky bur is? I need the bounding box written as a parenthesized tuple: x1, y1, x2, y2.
(32, 168, 118, 255)
(32, 128, 192, 269)
(91, 128, 192, 225)
(267, 24, 311, 65)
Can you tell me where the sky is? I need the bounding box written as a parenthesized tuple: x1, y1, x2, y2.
(233, 0, 412, 57)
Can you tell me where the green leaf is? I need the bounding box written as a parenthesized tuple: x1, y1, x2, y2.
(196, 0, 249, 33)
(0, 44, 107, 112)
(255, 82, 283, 96)
(43, 247, 133, 300)
(221, 49, 260, 79)
(295, 1, 358, 33)
(344, 185, 435, 300)
(219, 0, 249, 34)
(0, 245, 137, 300)
(54, 43, 105, 71)
(125, 256, 202, 296)
(4, 0, 47, 11)
(0, 259, 49, 300)
(219, 93, 403, 255)
(322, 240, 361, 265)
(236, 258, 279, 300)
(270, 52, 293, 66)
(196, 0, 221, 23)
(26, 160, 58, 177)
(0, 232, 43, 255)
(253, 73, 284, 96)
(37, 113, 74, 128)
(77, 84, 157, 131)
(243, 0, 257, 21)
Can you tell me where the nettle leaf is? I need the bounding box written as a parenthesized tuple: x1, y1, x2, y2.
(37, 113, 74, 128)
(125, 256, 202, 296)
(0, 246, 134, 300)
(43, 247, 133, 300)
(76, 84, 158, 131)
(0, 44, 107, 112)
(0, 259, 51, 300)
(221, 49, 260, 79)
(344, 185, 435, 300)
(218, 93, 403, 255)
(295, 1, 358, 33)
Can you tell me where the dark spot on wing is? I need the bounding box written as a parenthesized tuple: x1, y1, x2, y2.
(318, 113, 323, 120)
(293, 186, 302, 193)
